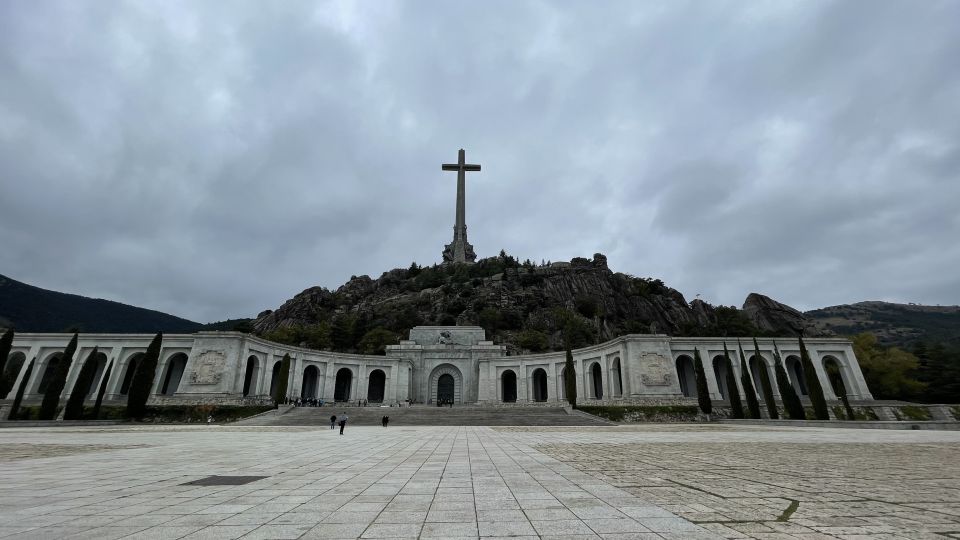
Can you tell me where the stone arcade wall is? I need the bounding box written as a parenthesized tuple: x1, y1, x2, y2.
(2, 329, 873, 407)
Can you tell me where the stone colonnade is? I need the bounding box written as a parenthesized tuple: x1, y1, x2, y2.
(1, 331, 873, 407)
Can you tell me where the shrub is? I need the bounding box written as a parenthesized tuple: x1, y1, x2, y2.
(773, 345, 806, 420)
(92, 360, 113, 420)
(693, 349, 712, 415)
(897, 405, 931, 421)
(126, 333, 162, 419)
(516, 330, 549, 353)
(564, 344, 577, 409)
(578, 405, 699, 422)
(0, 328, 13, 393)
(40, 333, 79, 420)
(753, 338, 778, 420)
(799, 338, 830, 420)
(64, 347, 99, 420)
(8, 359, 34, 420)
(723, 344, 744, 419)
(738, 341, 761, 419)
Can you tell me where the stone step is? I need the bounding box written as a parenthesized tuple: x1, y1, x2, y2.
(235, 405, 610, 426)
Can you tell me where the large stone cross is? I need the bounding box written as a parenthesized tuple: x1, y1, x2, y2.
(441, 149, 480, 263)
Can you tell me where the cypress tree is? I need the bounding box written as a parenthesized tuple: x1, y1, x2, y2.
(564, 344, 577, 409)
(799, 337, 829, 420)
(693, 348, 711, 416)
(773, 345, 806, 420)
(40, 333, 78, 420)
(126, 333, 162, 419)
(64, 347, 99, 420)
(753, 338, 779, 420)
(830, 367, 856, 420)
(273, 353, 291, 404)
(738, 340, 761, 419)
(723, 344, 744, 419)
(92, 360, 113, 420)
(8, 359, 34, 420)
(0, 329, 13, 394)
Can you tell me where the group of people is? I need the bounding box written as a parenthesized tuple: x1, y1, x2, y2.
(327, 413, 391, 434)
(292, 397, 324, 407)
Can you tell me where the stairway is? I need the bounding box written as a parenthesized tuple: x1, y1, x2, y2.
(235, 405, 610, 427)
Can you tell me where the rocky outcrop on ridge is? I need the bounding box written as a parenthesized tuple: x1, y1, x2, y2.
(253, 253, 828, 353)
(742, 292, 831, 337)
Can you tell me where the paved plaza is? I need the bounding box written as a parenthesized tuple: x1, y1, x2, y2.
(0, 424, 958, 539)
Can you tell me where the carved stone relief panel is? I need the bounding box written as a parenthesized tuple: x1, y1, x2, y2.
(639, 352, 673, 386)
(189, 350, 226, 385)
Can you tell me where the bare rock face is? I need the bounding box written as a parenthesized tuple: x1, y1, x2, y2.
(742, 293, 832, 337)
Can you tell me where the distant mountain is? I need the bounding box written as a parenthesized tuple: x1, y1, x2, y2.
(806, 301, 960, 347)
(0, 273, 203, 333)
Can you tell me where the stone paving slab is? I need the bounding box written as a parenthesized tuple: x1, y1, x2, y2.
(0, 424, 958, 539)
(0, 425, 714, 539)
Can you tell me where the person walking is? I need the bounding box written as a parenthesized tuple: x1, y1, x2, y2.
(338, 412, 348, 435)
(330, 414, 337, 430)
(382, 415, 389, 428)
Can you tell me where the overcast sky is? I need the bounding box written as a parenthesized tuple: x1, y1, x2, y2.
(2, 1, 959, 323)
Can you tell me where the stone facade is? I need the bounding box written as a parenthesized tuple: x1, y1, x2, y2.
(2, 327, 873, 406)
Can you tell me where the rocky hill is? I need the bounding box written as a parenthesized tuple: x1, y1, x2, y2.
(252, 253, 824, 354)
(806, 301, 960, 347)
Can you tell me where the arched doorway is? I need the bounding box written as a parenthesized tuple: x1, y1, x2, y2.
(301, 365, 320, 399)
(502, 370, 517, 403)
(160, 353, 187, 396)
(36, 353, 62, 394)
(334, 368, 353, 402)
(675, 355, 696, 398)
(712, 355, 728, 399)
(367, 369, 386, 403)
(532, 368, 548, 402)
(0, 352, 27, 398)
(560, 367, 568, 400)
(590, 362, 603, 399)
(437, 374, 455, 404)
(786, 355, 808, 395)
(243, 356, 259, 396)
(269, 361, 282, 397)
(823, 356, 848, 399)
(611, 357, 623, 397)
(119, 353, 144, 396)
(428, 364, 463, 404)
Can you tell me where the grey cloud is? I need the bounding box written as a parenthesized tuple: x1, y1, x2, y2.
(1, 0, 958, 322)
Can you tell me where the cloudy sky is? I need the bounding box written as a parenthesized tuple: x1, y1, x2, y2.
(1, 1, 958, 323)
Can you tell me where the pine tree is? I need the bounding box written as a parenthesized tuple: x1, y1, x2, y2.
(0, 329, 13, 394)
(564, 344, 577, 409)
(40, 333, 78, 420)
(126, 333, 162, 419)
(92, 360, 113, 420)
(774, 345, 805, 420)
(693, 348, 712, 415)
(753, 338, 778, 419)
(738, 340, 761, 419)
(273, 353, 291, 404)
(800, 337, 829, 420)
(723, 344, 744, 419)
(64, 347, 99, 420)
(8, 359, 34, 420)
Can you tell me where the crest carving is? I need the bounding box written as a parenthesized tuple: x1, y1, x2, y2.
(189, 350, 226, 385)
(639, 352, 673, 386)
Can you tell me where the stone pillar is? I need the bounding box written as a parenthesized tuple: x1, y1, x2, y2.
(699, 346, 722, 400)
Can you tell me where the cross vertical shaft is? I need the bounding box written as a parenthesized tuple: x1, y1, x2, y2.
(441, 149, 481, 263)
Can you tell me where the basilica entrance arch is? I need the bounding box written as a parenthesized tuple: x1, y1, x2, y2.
(334, 368, 353, 402)
(367, 369, 386, 403)
(428, 364, 462, 404)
